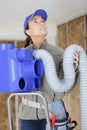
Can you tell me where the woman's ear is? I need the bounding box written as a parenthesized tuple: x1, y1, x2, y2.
(25, 29, 30, 36)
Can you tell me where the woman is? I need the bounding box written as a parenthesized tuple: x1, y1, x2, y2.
(19, 9, 79, 130)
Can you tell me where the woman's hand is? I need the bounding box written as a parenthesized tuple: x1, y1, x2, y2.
(74, 52, 79, 71)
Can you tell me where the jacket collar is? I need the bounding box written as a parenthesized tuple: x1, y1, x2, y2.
(29, 40, 47, 49)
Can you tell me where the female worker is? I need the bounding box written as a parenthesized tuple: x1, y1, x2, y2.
(19, 9, 79, 130)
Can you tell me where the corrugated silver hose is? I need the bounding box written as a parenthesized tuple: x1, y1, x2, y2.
(33, 44, 87, 130)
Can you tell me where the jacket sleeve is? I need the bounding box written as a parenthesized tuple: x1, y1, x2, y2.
(58, 60, 64, 79)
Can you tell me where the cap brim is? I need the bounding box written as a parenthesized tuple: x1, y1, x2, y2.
(33, 9, 47, 21)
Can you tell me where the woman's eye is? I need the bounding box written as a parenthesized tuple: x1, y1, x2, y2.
(32, 18, 45, 24)
(33, 20, 37, 23)
(42, 19, 45, 23)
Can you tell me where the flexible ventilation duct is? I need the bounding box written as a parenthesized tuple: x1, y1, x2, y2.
(33, 44, 87, 130)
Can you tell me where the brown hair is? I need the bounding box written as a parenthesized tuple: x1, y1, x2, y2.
(24, 24, 33, 47)
(24, 36, 33, 47)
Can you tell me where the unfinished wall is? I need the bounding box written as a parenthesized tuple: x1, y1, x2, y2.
(57, 15, 87, 130)
(57, 24, 67, 49)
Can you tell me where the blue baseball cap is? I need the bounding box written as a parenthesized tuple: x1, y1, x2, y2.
(24, 9, 48, 33)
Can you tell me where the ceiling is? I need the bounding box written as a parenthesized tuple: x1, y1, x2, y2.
(0, 0, 87, 40)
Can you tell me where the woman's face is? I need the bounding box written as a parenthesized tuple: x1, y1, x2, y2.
(26, 16, 48, 38)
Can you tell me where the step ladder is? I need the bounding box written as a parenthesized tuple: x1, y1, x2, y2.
(7, 92, 51, 130)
